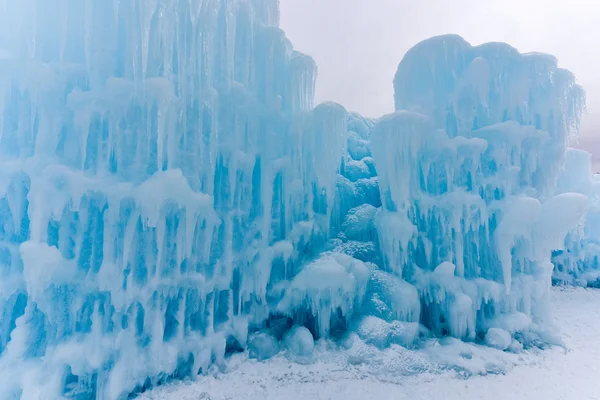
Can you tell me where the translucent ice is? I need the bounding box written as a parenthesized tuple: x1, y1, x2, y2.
(355, 316, 419, 349)
(277, 252, 370, 337)
(371, 35, 586, 343)
(0, 0, 350, 397)
(283, 325, 315, 360)
(485, 328, 512, 351)
(0, 2, 588, 399)
(248, 332, 280, 361)
(552, 148, 600, 286)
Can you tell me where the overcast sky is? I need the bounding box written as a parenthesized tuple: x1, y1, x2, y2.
(280, 0, 600, 166)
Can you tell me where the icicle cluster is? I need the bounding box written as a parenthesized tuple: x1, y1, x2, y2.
(0, 0, 351, 398)
(552, 148, 600, 286)
(0, 3, 589, 400)
(371, 35, 587, 340)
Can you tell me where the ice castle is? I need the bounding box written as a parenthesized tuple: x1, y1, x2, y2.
(0, 0, 591, 398)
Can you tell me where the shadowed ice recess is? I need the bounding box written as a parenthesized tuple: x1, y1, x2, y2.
(0, 0, 594, 399)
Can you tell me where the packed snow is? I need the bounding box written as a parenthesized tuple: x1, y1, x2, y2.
(0, 0, 595, 399)
(139, 287, 600, 400)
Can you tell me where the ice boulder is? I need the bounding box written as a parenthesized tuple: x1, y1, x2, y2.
(249, 332, 280, 361)
(344, 159, 371, 182)
(355, 316, 392, 349)
(373, 34, 585, 348)
(485, 312, 532, 334)
(389, 320, 422, 347)
(284, 325, 315, 359)
(340, 204, 378, 241)
(348, 114, 374, 140)
(277, 253, 371, 337)
(354, 177, 382, 207)
(361, 157, 377, 176)
(347, 131, 371, 160)
(363, 269, 421, 323)
(509, 339, 524, 353)
(355, 316, 420, 349)
(484, 328, 512, 351)
(329, 239, 379, 264)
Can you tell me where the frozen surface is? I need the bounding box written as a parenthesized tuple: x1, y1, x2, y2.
(371, 34, 586, 346)
(552, 148, 600, 286)
(484, 328, 512, 350)
(282, 325, 315, 361)
(138, 288, 600, 400)
(0, 1, 589, 399)
(248, 332, 280, 361)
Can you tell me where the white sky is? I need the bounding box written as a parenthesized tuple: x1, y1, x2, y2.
(280, 0, 600, 145)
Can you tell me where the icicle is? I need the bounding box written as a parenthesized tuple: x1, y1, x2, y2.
(0, 2, 588, 398)
(141, 0, 157, 79)
(155, 211, 167, 278)
(0, 81, 6, 147)
(122, 209, 140, 270)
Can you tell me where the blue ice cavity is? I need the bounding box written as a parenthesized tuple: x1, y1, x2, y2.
(0, 1, 588, 399)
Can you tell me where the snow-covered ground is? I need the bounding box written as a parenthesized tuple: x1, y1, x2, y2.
(141, 288, 600, 400)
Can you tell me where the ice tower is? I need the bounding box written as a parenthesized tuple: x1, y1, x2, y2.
(0, 1, 588, 399)
(370, 35, 588, 341)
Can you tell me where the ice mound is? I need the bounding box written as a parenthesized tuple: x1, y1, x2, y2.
(0, 1, 588, 399)
(355, 316, 420, 349)
(283, 325, 315, 362)
(363, 269, 420, 323)
(249, 332, 280, 361)
(485, 328, 512, 350)
(276, 252, 370, 337)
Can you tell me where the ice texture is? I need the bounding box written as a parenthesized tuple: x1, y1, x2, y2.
(0, 2, 588, 400)
(484, 328, 512, 350)
(0, 0, 348, 397)
(372, 35, 586, 343)
(283, 325, 314, 361)
(551, 148, 600, 286)
(248, 332, 280, 361)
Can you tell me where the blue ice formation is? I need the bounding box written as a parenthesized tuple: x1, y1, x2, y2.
(0, 0, 588, 399)
(552, 148, 600, 286)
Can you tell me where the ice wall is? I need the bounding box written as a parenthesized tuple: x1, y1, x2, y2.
(0, 1, 352, 398)
(552, 148, 600, 286)
(371, 35, 587, 339)
(0, 3, 589, 400)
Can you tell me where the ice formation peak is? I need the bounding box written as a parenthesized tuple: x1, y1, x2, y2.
(0, 2, 589, 400)
(394, 34, 584, 140)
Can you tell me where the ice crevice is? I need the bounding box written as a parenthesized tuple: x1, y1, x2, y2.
(0, 2, 590, 399)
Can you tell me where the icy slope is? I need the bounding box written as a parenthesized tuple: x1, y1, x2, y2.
(0, 1, 588, 400)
